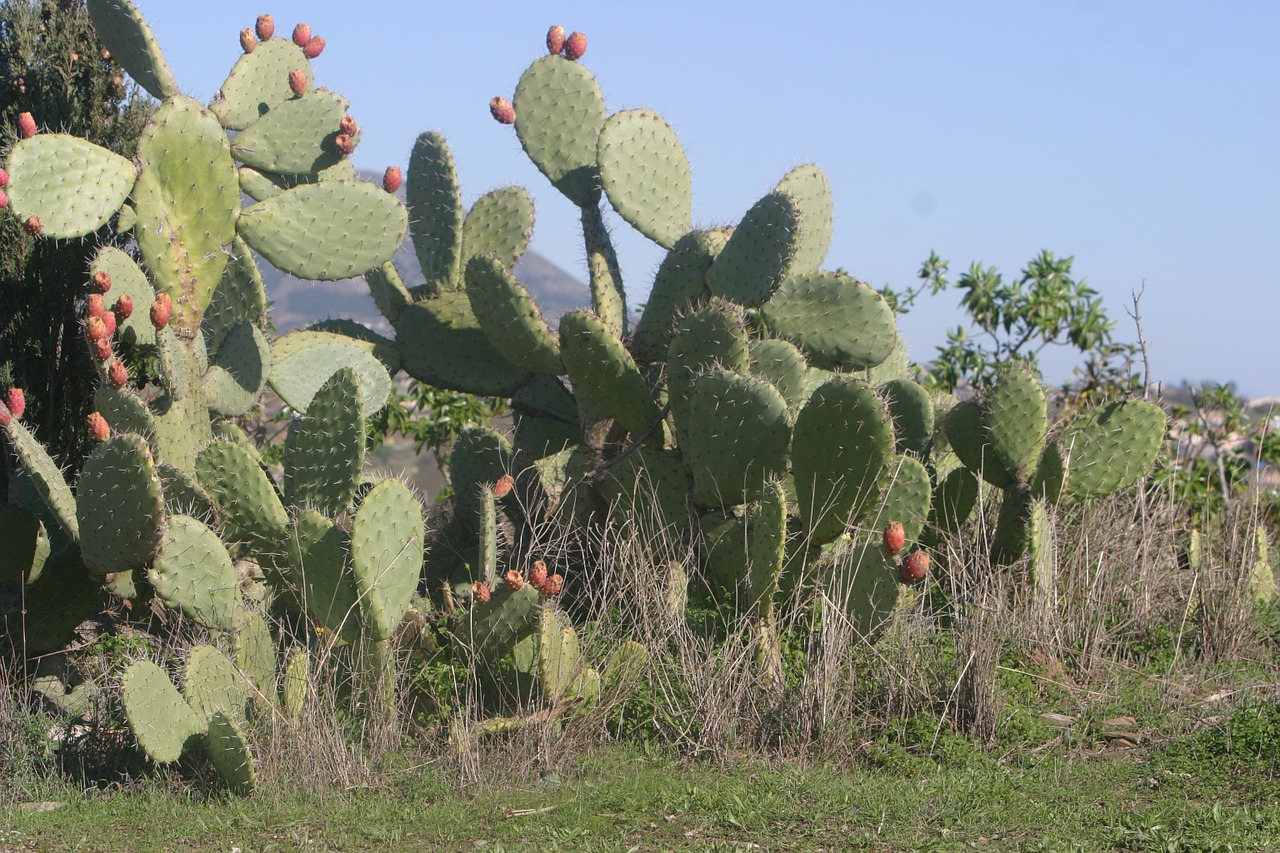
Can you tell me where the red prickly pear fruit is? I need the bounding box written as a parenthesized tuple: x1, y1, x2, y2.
(100, 309, 117, 338)
(494, 473, 515, 499)
(17, 112, 36, 138)
(473, 582, 491, 604)
(528, 560, 548, 588)
(255, 13, 275, 41)
(503, 570, 524, 592)
(6, 388, 24, 420)
(113, 294, 133, 321)
(23, 215, 42, 236)
(107, 359, 128, 389)
(0, 401, 9, 426)
(489, 96, 515, 125)
(338, 114, 358, 137)
(288, 69, 307, 97)
(563, 31, 587, 61)
(882, 522, 906, 558)
(86, 294, 106, 319)
(90, 337, 112, 362)
(901, 550, 930, 584)
(87, 411, 110, 441)
(539, 573, 564, 597)
(292, 23, 311, 46)
(382, 166, 402, 193)
(0, 167, 8, 187)
(0, 189, 7, 210)
(91, 271, 112, 293)
(546, 25, 566, 55)
(239, 28, 257, 53)
(333, 133, 356, 156)
(303, 36, 325, 59)
(85, 316, 108, 342)
(150, 293, 172, 330)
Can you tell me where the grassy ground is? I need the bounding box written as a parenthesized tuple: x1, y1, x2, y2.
(6, 679, 1280, 853)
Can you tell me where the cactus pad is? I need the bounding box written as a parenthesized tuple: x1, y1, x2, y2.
(121, 660, 201, 764)
(774, 164, 833, 274)
(406, 131, 464, 291)
(3, 419, 79, 542)
(182, 645, 248, 728)
(686, 369, 792, 509)
(149, 516, 243, 632)
(4, 135, 137, 238)
(206, 711, 256, 796)
(395, 294, 530, 396)
(792, 376, 894, 543)
(238, 181, 408, 281)
(598, 108, 691, 248)
(461, 187, 535, 273)
(283, 367, 366, 516)
(195, 440, 289, 550)
(760, 271, 896, 371)
(210, 38, 312, 130)
(91, 247, 156, 346)
(203, 322, 271, 417)
(465, 255, 563, 375)
(630, 229, 726, 363)
(706, 191, 799, 306)
(269, 329, 394, 414)
(513, 55, 606, 207)
(1061, 400, 1166, 502)
(352, 479, 425, 641)
(230, 90, 349, 174)
(559, 310, 662, 436)
(86, 0, 178, 99)
(77, 433, 165, 577)
(288, 510, 360, 643)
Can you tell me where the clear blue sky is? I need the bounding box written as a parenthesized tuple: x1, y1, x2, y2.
(137, 2, 1278, 397)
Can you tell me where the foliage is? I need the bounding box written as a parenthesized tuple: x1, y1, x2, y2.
(0, 0, 150, 486)
(882, 249, 1141, 398)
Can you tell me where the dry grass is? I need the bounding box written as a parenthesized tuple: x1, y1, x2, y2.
(2, 470, 1277, 799)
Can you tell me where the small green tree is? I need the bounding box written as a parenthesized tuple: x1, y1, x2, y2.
(883, 249, 1140, 399)
(0, 0, 150, 492)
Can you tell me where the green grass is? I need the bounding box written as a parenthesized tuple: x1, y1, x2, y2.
(5, 735, 1280, 852)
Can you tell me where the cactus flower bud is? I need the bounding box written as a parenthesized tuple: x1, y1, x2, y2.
(563, 31, 587, 61)
(539, 573, 564, 597)
(86, 294, 106, 319)
(114, 294, 133, 322)
(87, 411, 110, 441)
(150, 293, 172, 330)
(91, 271, 112, 293)
(291, 22, 311, 46)
(503, 570, 524, 592)
(107, 359, 128, 389)
(303, 36, 325, 59)
(528, 560, 548, 588)
(882, 522, 905, 557)
(546, 25, 566, 55)
(288, 68, 307, 97)
(382, 166, 402, 193)
(0, 167, 8, 187)
(240, 28, 257, 53)
(334, 133, 356, 155)
(489, 96, 515, 125)
(100, 309, 117, 338)
(17, 112, 36, 138)
(338, 114, 358, 137)
(90, 337, 112, 362)
(473, 582, 491, 604)
(901, 550, 930, 584)
(23, 215, 42, 236)
(85, 316, 108, 342)
(494, 473, 515, 499)
(0, 189, 7, 209)
(6, 388, 24, 420)
(256, 14, 275, 41)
